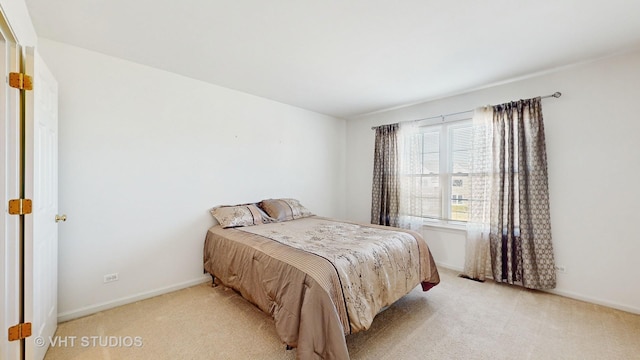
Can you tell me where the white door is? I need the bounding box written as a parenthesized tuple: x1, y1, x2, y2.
(24, 48, 59, 360)
(0, 14, 22, 360)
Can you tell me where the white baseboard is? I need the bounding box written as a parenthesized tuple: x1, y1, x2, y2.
(544, 288, 640, 315)
(58, 264, 639, 323)
(57, 275, 211, 323)
(435, 263, 640, 315)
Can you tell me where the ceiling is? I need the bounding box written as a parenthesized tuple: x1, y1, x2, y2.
(23, 0, 640, 119)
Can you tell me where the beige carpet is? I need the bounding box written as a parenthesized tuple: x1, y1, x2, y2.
(44, 268, 640, 359)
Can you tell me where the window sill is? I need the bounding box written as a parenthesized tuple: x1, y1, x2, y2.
(420, 220, 467, 233)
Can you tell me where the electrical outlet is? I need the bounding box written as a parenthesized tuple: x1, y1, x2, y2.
(103, 273, 119, 283)
(554, 265, 566, 273)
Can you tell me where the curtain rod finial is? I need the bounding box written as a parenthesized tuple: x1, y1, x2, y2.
(553, 92, 562, 98)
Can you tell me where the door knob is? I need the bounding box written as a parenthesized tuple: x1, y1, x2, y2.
(55, 214, 67, 223)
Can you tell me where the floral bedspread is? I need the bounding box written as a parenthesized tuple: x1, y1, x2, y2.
(239, 217, 422, 332)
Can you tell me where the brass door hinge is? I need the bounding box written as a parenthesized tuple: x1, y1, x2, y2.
(8, 322, 32, 341)
(9, 72, 33, 90)
(8, 199, 32, 215)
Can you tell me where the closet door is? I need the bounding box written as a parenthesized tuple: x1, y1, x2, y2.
(24, 47, 59, 360)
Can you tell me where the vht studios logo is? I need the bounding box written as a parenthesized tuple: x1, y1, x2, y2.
(35, 335, 143, 348)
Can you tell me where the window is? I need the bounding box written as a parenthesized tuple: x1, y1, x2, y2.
(400, 120, 472, 223)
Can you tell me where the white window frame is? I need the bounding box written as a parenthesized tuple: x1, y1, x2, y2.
(416, 119, 472, 229)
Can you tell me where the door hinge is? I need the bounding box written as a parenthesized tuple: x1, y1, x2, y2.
(8, 322, 32, 341)
(9, 72, 33, 90)
(8, 199, 32, 215)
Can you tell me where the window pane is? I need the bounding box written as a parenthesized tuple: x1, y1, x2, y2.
(452, 149, 470, 173)
(451, 174, 470, 221)
(449, 123, 472, 222)
(421, 175, 440, 198)
(451, 126, 472, 151)
(422, 132, 439, 153)
(451, 125, 471, 174)
(420, 175, 441, 218)
(401, 123, 474, 222)
(422, 152, 439, 174)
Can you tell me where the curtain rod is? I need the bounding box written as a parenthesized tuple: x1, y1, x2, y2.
(371, 91, 562, 130)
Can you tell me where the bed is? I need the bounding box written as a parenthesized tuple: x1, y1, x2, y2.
(203, 199, 440, 359)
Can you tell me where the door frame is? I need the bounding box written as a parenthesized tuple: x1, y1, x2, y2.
(0, 9, 23, 360)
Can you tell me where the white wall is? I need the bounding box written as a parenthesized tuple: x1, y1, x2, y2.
(37, 38, 347, 321)
(346, 49, 640, 314)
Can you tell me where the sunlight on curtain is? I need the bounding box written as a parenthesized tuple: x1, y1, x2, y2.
(462, 106, 494, 281)
(398, 122, 425, 230)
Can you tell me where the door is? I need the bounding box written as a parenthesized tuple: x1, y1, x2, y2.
(24, 48, 59, 360)
(0, 13, 22, 360)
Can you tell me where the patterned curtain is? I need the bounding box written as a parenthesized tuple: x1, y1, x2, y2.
(371, 124, 400, 227)
(464, 97, 556, 290)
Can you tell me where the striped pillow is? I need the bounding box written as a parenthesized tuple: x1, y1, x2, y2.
(259, 198, 313, 221)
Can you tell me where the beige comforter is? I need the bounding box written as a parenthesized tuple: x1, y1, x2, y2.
(203, 217, 439, 359)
